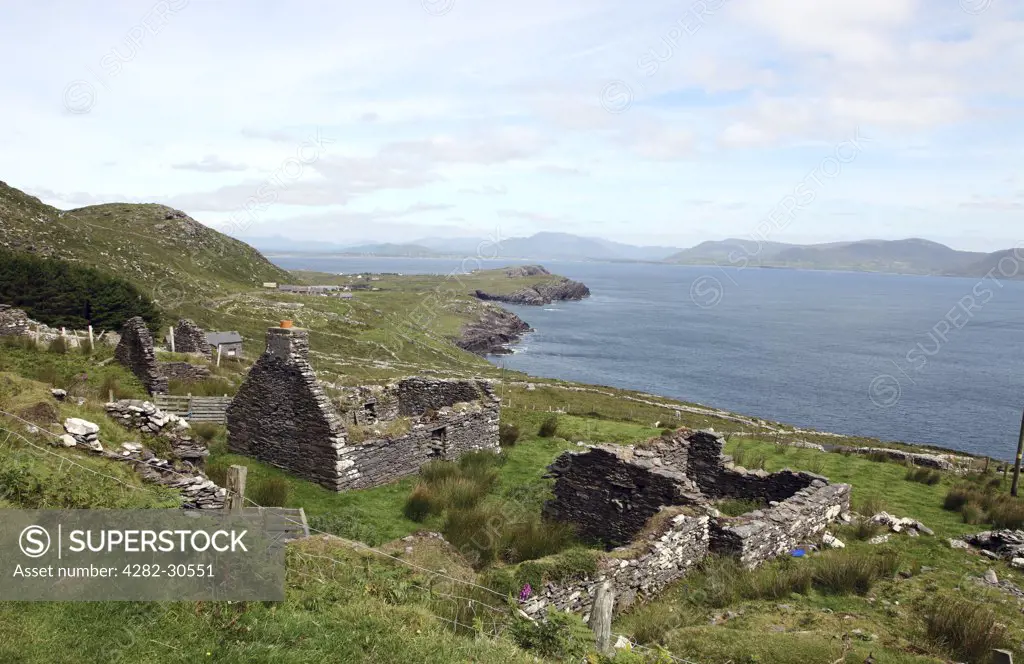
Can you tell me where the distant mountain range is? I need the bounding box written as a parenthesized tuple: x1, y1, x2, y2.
(242, 232, 1023, 279)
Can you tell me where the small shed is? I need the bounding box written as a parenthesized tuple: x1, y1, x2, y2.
(205, 331, 243, 358)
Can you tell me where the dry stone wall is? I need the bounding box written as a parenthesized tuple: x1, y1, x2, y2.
(521, 511, 710, 621)
(159, 362, 212, 384)
(0, 305, 29, 336)
(115, 317, 168, 394)
(711, 482, 851, 568)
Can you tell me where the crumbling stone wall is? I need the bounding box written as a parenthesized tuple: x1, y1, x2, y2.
(711, 482, 851, 568)
(158, 362, 212, 384)
(172, 319, 212, 357)
(227, 327, 348, 490)
(0, 305, 29, 336)
(684, 430, 817, 501)
(543, 445, 701, 549)
(227, 327, 500, 491)
(115, 317, 168, 394)
(396, 378, 491, 416)
(521, 511, 710, 620)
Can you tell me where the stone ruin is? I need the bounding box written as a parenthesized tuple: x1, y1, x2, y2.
(0, 305, 29, 337)
(171, 318, 212, 358)
(226, 325, 501, 491)
(115, 317, 169, 394)
(524, 430, 851, 620)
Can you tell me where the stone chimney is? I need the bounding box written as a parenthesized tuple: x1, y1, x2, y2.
(265, 325, 310, 363)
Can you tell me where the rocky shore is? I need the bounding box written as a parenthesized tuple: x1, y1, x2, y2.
(455, 305, 532, 355)
(473, 277, 591, 306)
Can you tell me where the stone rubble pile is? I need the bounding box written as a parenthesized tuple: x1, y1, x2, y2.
(868, 512, 934, 537)
(105, 400, 209, 461)
(56, 415, 224, 510)
(836, 446, 973, 473)
(956, 530, 1024, 567)
(62, 418, 103, 451)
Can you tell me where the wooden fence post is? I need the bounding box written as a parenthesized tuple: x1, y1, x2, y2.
(588, 581, 614, 657)
(88, 325, 94, 351)
(169, 326, 175, 353)
(225, 465, 248, 513)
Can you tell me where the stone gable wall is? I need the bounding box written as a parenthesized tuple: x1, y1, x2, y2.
(115, 317, 168, 394)
(172, 319, 212, 357)
(521, 512, 710, 621)
(227, 328, 500, 492)
(227, 327, 347, 491)
(711, 481, 851, 568)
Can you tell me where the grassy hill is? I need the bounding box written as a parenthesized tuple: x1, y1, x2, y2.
(0, 181, 291, 306)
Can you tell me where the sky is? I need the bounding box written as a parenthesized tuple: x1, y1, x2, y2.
(1, 0, 1022, 252)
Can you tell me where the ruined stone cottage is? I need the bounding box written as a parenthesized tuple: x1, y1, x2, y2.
(226, 325, 501, 491)
(115, 317, 169, 395)
(523, 430, 851, 620)
(171, 319, 212, 357)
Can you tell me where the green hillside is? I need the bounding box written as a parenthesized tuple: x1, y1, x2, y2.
(0, 181, 291, 305)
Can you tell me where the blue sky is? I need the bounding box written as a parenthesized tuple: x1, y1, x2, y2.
(1, 0, 1021, 251)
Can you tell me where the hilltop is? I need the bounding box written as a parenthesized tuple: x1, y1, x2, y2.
(0, 181, 291, 305)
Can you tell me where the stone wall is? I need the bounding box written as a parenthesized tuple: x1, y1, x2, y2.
(227, 327, 348, 490)
(396, 377, 493, 416)
(711, 481, 851, 568)
(115, 317, 168, 394)
(0, 305, 29, 336)
(543, 445, 701, 549)
(172, 319, 212, 357)
(159, 362, 212, 384)
(521, 510, 710, 621)
(106, 399, 209, 461)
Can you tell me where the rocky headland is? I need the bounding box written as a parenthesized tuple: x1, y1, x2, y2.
(473, 277, 591, 306)
(456, 305, 532, 355)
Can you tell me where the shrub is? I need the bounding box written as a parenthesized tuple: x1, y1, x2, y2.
(15, 401, 58, 425)
(499, 422, 521, 446)
(538, 415, 559, 438)
(509, 608, 593, 660)
(249, 477, 290, 507)
(925, 594, 1007, 661)
(403, 484, 433, 522)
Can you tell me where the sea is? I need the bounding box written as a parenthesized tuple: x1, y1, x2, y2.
(270, 255, 1024, 459)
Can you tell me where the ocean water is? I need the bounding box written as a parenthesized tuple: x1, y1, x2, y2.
(270, 255, 1024, 458)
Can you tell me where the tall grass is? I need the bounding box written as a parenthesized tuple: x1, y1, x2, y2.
(249, 476, 290, 507)
(537, 415, 559, 438)
(904, 466, 942, 485)
(943, 483, 1024, 529)
(925, 594, 1007, 661)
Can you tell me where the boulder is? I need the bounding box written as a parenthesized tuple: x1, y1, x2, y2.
(64, 418, 100, 436)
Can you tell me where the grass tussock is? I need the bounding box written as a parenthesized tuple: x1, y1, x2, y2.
(537, 414, 559, 438)
(715, 497, 767, 517)
(248, 476, 290, 507)
(730, 444, 766, 470)
(904, 466, 942, 485)
(852, 493, 887, 517)
(498, 422, 520, 447)
(925, 594, 1007, 661)
(943, 482, 1024, 529)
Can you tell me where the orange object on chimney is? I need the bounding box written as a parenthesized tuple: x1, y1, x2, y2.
(280, 320, 293, 328)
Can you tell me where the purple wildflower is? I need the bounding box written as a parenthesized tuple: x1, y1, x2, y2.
(519, 583, 532, 601)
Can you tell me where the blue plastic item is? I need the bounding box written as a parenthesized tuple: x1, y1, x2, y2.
(791, 549, 806, 558)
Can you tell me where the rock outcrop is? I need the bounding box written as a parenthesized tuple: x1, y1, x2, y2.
(0, 305, 29, 336)
(473, 278, 591, 306)
(455, 305, 532, 355)
(505, 265, 551, 278)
